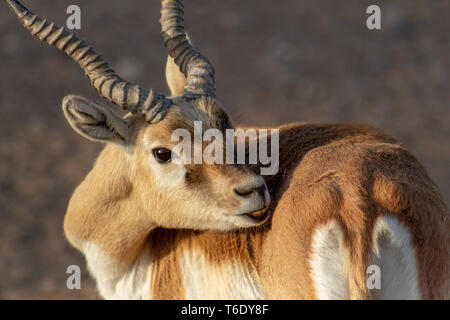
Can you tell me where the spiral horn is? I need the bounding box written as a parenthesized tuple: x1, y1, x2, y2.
(160, 0, 216, 99)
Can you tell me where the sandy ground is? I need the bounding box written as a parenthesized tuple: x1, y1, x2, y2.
(0, 0, 448, 299)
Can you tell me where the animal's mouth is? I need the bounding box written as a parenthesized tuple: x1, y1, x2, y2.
(242, 207, 269, 223)
(240, 188, 271, 224)
(226, 184, 271, 227)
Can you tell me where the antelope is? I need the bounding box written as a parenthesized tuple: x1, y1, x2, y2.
(7, 0, 449, 300)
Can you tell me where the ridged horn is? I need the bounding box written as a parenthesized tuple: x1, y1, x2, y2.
(6, 0, 172, 122)
(160, 0, 216, 98)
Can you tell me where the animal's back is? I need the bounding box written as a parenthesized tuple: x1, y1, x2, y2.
(260, 122, 450, 299)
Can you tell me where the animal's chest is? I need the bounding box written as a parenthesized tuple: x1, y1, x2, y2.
(151, 249, 265, 300)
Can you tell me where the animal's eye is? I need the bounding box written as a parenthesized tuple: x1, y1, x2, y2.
(152, 148, 172, 164)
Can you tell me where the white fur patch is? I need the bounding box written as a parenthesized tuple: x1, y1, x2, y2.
(310, 220, 349, 299)
(81, 242, 152, 300)
(180, 249, 264, 299)
(369, 216, 421, 300)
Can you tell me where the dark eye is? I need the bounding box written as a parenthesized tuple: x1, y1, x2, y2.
(152, 148, 172, 164)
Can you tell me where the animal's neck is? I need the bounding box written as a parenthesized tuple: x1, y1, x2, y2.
(65, 188, 157, 299)
(64, 145, 157, 276)
(148, 228, 267, 299)
(80, 227, 267, 300)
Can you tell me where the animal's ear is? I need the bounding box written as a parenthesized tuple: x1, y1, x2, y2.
(165, 55, 186, 97)
(62, 95, 129, 146)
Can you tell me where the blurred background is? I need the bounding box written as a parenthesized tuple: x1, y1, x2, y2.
(0, 0, 448, 299)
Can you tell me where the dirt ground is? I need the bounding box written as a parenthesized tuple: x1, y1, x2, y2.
(0, 0, 448, 299)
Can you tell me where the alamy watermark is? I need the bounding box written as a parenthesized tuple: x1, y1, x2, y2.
(171, 122, 279, 175)
(66, 265, 81, 290)
(66, 5, 81, 30)
(366, 5, 381, 30)
(366, 264, 381, 290)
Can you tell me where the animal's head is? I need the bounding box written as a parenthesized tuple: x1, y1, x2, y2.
(7, 0, 270, 231)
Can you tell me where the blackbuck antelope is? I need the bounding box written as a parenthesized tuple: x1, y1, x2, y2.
(7, 0, 449, 300)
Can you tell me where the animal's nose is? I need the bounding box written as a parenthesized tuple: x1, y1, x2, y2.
(234, 178, 267, 199)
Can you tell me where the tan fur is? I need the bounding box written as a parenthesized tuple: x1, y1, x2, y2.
(166, 55, 186, 97)
(62, 57, 450, 300)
